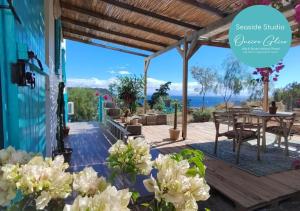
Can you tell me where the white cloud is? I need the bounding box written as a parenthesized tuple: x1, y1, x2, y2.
(67, 77, 117, 89)
(118, 70, 131, 75)
(67, 77, 202, 95)
(108, 70, 116, 74)
(147, 77, 200, 96)
(107, 70, 131, 75)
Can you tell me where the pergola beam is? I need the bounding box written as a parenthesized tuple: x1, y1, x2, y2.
(61, 1, 181, 41)
(62, 16, 168, 48)
(63, 27, 158, 52)
(178, 0, 226, 17)
(64, 34, 150, 57)
(143, 59, 151, 114)
(146, 4, 295, 61)
(99, 0, 202, 30)
(182, 38, 189, 140)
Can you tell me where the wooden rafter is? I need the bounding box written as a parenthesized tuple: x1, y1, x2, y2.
(178, 0, 226, 17)
(64, 34, 150, 57)
(63, 27, 158, 52)
(147, 4, 295, 60)
(99, 0, 202, 30)
(61, 1, 181, 40)
(61, 16, 168, 48)
(199, 40, 230, 48)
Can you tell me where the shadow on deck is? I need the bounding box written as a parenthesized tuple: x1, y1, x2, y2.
(143, 123, 300, 211)
(64, 122, 300, 211)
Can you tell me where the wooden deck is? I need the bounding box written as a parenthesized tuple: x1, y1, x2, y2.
(142, 123, 300, 210)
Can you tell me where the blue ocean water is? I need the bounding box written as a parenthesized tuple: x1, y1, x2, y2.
(147, 96, 247, 108)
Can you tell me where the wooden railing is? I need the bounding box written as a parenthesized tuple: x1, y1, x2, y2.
(106, 119, 130, 142)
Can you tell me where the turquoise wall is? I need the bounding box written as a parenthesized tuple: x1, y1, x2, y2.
(0, 0, 48, 154)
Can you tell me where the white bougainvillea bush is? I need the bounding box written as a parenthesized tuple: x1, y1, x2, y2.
(0, 138, 210, 211)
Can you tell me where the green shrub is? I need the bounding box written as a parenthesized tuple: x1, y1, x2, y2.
(153, 97, 166, 111)
(192, 110, 211, 122)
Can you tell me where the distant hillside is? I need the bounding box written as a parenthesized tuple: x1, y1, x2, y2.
(67, 87, 111, 121)
(67, 87, 111, 96)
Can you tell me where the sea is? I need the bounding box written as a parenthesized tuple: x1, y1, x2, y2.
(147, 96, 247, 108)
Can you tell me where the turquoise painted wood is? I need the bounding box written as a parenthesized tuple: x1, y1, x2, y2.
(0, 0, 18, 150)
(0, 0, 48, 154)
(55, 19, 61, 75)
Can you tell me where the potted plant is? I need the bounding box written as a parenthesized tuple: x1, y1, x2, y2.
(53, 82, 72, 163)
(269, 101, 277, 114)
(63, 125, 70, 137)
(169, 102, 180, 140)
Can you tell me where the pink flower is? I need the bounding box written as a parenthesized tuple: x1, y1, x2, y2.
(295, 4, 300, 24)
(292, 160, 300, 169)
(244, 0, 270, 6)
(260, 0, 271, 5)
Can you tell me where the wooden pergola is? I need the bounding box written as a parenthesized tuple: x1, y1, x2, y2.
(60, 0, 299, 139)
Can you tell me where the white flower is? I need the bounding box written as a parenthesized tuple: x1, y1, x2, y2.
(73, 167, 108, 196)
(143, 154, 210, 211)
(108, 140, 127, 154)
(36, 191, 52, 210)
(2, 155, 73, 209)
(108, 138, 153, 176)
(64, 185, 131, 211)
(0, 174, 17, 207)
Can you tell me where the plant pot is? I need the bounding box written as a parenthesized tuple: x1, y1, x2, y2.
(130, 118, 139, 125)
(169, 128, 180, 141)
(269, 106, 277, 114)
(63, 127, 70, 137)
(120, 116, 126, 123)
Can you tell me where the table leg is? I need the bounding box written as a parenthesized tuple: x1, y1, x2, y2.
(262, 118, 266, 151)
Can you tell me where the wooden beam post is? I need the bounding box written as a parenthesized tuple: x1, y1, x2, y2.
(263, 81, 269, 112)
(144, 59, 150, 114)
(182, 38, 189, 140)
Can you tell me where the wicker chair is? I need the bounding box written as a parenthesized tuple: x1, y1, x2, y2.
(266, 113, 296, 156)
(213, 112, 261, 164)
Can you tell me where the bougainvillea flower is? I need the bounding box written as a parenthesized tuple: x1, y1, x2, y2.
(295, 4, 300, 24)
(244, 0, 270, 6)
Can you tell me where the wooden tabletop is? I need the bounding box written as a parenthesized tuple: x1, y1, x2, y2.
(250, 111, 294, 118)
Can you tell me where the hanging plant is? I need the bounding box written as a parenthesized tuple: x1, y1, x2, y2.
(253, 62, 285, 82)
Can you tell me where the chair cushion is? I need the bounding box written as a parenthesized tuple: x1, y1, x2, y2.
(266, 126, 285, 136)
(236, 122, 262, 129)
(222, 130, 256, 140)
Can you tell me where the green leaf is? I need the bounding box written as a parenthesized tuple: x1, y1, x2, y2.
(131, 191, 140, 202)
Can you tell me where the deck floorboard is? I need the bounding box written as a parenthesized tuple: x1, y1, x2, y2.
(142, 123, 300, 210)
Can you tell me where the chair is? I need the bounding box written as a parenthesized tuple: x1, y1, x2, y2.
(213, 112, 261, 164)
(233, 113, 261, 164)
(266, 113, 296, 156)
(213, 112, 236, 154)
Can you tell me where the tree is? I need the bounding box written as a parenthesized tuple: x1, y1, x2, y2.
(274, 82, 300, 110)
(216, 56, 247, 110)
(116, 75, 144, 113)
(149, 82, 172, 108)
(191, 67, 217, 111)
(68, 88, 98, 121)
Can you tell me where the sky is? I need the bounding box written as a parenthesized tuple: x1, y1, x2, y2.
(66, 40, 300, 96)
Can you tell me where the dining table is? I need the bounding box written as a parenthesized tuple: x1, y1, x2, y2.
(249, 110, 295, 151)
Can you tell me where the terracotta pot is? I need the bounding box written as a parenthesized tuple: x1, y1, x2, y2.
(169, 128, 180, 141)
(120, 116, 125, 123)
(269, 106, 277, 114)
(130, 118, 139, 125)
